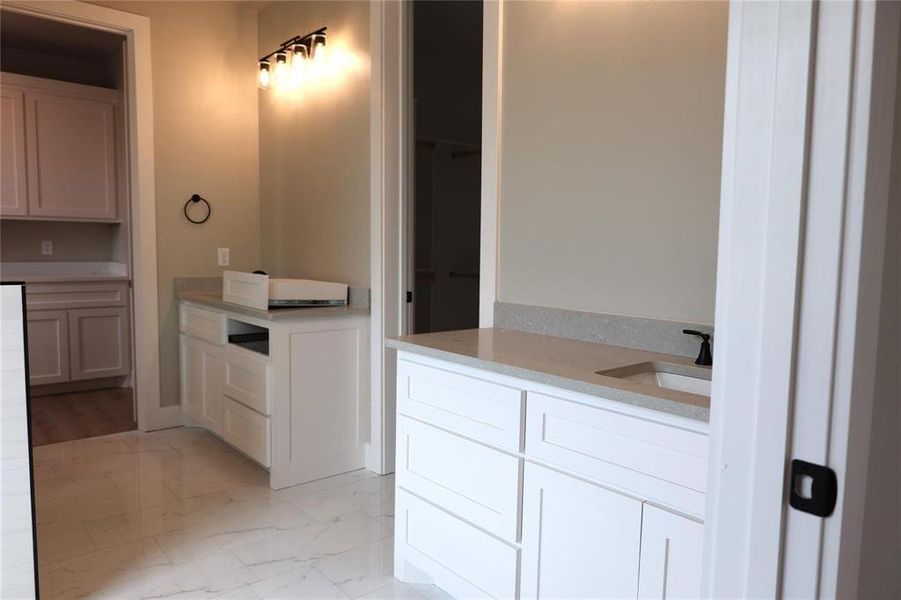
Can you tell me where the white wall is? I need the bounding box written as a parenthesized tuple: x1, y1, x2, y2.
(497, 1, 727, 325)
(90, 1, 261, 408)
(258, 1, 370, 287)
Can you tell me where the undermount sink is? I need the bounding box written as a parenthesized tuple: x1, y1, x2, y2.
(597, 362, 712, 397)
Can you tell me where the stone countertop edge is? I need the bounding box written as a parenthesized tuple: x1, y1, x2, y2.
(1, 274, 132, 283)
(386, 336, 710, 423)
(176, 289, 370, 322)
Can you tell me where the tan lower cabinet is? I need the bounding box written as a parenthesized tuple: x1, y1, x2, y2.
(25, 310, 69, 385)
(23, 282, 133, 387)
(67, 307, 130, 380)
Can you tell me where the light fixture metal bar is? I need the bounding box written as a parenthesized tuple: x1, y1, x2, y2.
(258, 26, 327, 62)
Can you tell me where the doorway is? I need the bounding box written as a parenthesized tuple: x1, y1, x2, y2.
(0, 11, 137, 445)
(410, 0, 483, 334)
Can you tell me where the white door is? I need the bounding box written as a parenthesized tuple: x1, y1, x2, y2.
(68, 307, 130, 380)
(638, 505, 704, 598)
(0, 87, 27, 216)
(179, 334, 222, 429)
(0, 284, 38, 598)
(25, 91, 118, 220)
(705, 1, 899, 597)
(26, 310, 69, 385)
(520, 462, 642, 599)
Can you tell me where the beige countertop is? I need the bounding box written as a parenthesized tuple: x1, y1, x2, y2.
(177, 290, 370, 322)
(388, 328, 711, 422)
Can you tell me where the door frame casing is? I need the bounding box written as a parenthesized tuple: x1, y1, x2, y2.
(1, 1, 171, 430)
(370, 0, 502, 473)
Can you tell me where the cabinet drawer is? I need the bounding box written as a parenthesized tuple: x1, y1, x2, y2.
(222, 397, 270, 467)
(395, 489, 519, 600)
(525, 391, 708, 517)
(26, 282, 128, 310)
(223, 344, 272, 415)
(179, 303, 226, 345)
(396, 416, 521, 541)
(397, 357, 524, 450)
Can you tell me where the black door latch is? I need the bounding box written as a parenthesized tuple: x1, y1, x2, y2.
(789, 459, 838, 517)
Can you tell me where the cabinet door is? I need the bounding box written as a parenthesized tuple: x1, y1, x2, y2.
(179, 334, 223, 434)
(67, 307, 130, 380)
(637, 505, 704, 599)
(0, 87, 28, 216)
(520, 462, 642, 599)
(25, 92, 117, 219)
(26, 310, 69, 385)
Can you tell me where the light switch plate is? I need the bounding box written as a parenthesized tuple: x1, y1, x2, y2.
(217, 247, 230, 267)
(41, 240, 53, 256)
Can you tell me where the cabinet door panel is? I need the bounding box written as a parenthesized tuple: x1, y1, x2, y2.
(0, 87, 28, 215)
(179, 334, 223, 434)
(26, 310, 69, 385)
(521, 462, 642, 599)
(68, 307, 130, 380)
(180, 334, 204, 424)
(638, 505, 703, 599)
(25, 92, 117, 219)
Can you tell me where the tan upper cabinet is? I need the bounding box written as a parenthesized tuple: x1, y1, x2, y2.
(0, 73, 120, 221)
(0, 87, 28, 216)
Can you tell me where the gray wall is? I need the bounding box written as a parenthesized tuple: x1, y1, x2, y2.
(0, 221, 116, 262)
(857, 28, 901, 598)
(91, 1, 262, 408)
(497, 1, 727, 325)
(257, 1, 370, 287)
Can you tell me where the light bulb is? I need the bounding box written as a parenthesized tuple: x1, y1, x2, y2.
(290, 43, 308, 87)
(274, 51, 288, 87)
(311, 33, 326, 62)
(258, 60, 271, 89)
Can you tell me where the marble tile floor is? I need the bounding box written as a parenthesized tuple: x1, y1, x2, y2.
(32, 427, 450, 599)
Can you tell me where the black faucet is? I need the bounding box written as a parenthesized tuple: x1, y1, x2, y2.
(683, 330, 713, 366)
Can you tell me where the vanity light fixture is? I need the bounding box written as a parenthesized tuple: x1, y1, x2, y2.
(258, 26, 326, 90)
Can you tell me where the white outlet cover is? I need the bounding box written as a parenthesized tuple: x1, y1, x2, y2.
(41, 240, 53, 255)
(217, 247, 230, 267)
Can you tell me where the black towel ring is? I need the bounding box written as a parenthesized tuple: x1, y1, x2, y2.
(183, 194, 211, 224)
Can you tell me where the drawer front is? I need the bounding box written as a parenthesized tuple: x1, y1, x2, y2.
(395, 489, 519, 599)
(179, 303, 226, 345)
(397, 357, 524, 450)
(223, 344, 272, 415)
(222, 397, 270, 467)
(525, 391, 708, 517)
(26, 282, 128, 310)
(396, 416, 522, 541)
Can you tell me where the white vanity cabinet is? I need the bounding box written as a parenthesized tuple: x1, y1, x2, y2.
(637, 505, 704, 599)
(520, 462, 642, 599)
(393, 352, 709, 599)
(179, 333, 224, 435)
(177, 299, 369, 488)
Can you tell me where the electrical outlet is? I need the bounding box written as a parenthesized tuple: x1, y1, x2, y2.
(41, 240, 53, 256)
(217, 248, 230, 267)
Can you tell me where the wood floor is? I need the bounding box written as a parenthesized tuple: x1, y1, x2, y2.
(30, 388, 136, 446)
